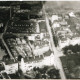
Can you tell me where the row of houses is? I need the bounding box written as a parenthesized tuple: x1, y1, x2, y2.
(51, 12, 80, 48)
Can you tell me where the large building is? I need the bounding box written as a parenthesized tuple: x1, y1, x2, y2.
(0, 2, 60, 79)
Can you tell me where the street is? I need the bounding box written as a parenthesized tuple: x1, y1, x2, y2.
(1, 21, 14, 60)
(43, 3, 66, 79)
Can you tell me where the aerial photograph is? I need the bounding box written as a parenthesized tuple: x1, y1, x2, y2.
(0, 1, 80, 79)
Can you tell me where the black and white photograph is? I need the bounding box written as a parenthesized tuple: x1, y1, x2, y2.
(0, 1, 80, 79)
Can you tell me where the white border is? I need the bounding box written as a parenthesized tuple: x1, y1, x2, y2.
(0, 0, 80, 1)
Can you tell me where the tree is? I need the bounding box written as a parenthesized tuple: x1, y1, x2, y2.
(2, 54, 10, 61)
(18, 55, 22, 61)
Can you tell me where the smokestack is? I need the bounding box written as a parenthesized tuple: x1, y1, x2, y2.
(20, 58, 26, 73)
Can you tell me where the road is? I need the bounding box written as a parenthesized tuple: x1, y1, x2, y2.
(1, 20, 14, 60)
(42, 3, 66, 79)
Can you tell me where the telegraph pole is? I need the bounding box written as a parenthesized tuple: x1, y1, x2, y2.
(10, 5, 12, 20)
